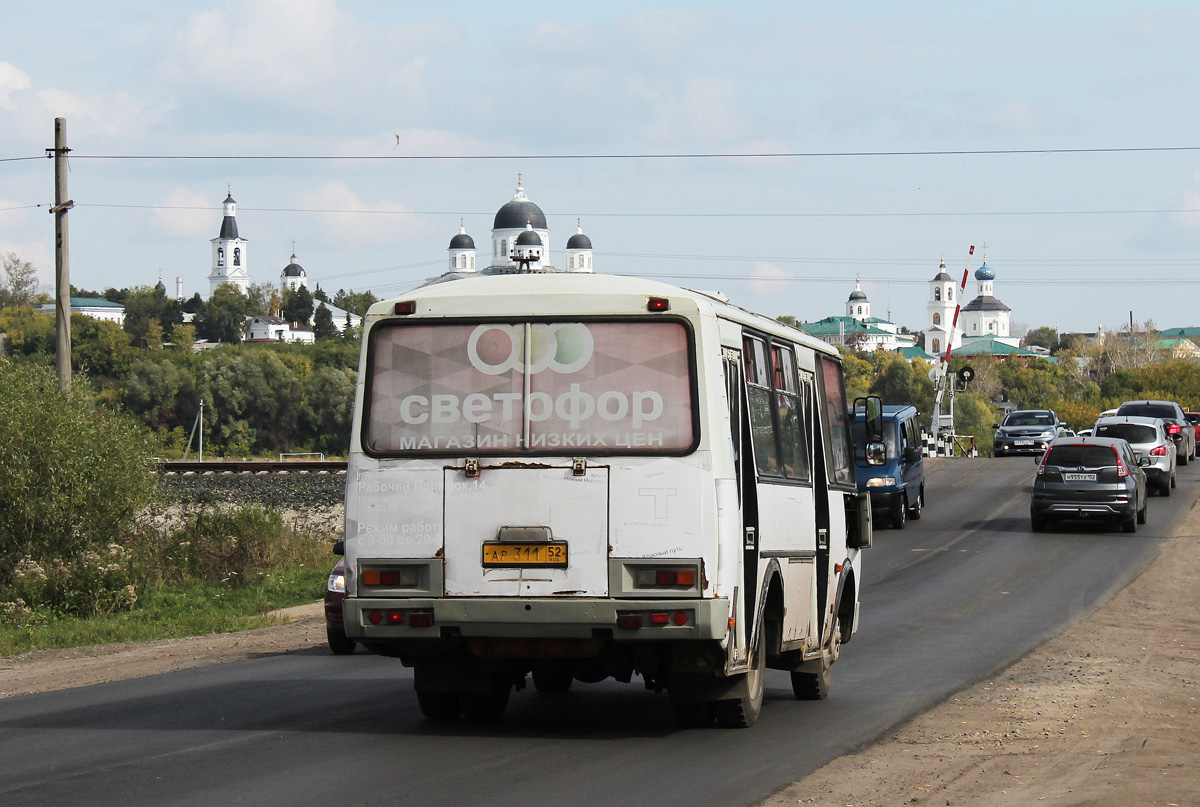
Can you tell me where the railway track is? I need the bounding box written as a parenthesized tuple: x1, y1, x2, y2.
(158, 460, 348, 474)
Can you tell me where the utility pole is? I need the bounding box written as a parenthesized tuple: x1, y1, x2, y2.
(48, 117, 74, 391)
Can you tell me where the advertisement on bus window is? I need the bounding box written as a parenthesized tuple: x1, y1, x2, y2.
(364, 319, 696, 455)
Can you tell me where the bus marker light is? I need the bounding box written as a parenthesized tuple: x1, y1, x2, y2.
(394, 301, 416, 315)
(834, 564, 843, 573)
(647, 297, 670, 312)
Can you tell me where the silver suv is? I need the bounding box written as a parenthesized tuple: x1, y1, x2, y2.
(1092, 416, 1176, 495)
(1115, 400, 1196, 465)
(993, 409, 1068, 457)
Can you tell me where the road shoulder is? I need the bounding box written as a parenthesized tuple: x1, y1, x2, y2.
(761, 499, 1200, 806)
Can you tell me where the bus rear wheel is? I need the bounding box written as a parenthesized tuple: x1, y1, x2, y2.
(792, 617, 840, 700)
(460, 686, 511, 723)
(715, 619, 765, 728)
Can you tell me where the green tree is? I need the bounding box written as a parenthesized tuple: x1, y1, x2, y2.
(301, 365, 356, 455)
(281, 286, 314, 325)
(838, 347, 873, 402)
(0, 363, 156, 582)
(122, 286, 182, 347)
(72, 314, 137, 380)
(332, 289, 378, 317)
(312, 302, 338, 339)
(0, 253, 39, 308)
(246, 282, 279, 317)
(1023, 326, 1060, 352)
(194, 283, 248, 344)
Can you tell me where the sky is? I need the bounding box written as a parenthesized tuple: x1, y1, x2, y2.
(3, 0, 1200, 335)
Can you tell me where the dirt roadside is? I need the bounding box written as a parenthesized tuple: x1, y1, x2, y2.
(2, 503, 1198, 806)
(762, 501, 1200, 807)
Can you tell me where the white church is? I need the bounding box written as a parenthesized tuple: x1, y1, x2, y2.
(924, 251, 1016, 357)
(441, 179, 595, 277)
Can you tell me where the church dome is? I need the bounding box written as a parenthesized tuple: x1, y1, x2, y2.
(494, 184, 547, 230)
(515, 227, 543, 246)
(449, 232, 475, 249)
(154, 279, 167, 294)
(282, 254, 306, 277)
(566, 232, 592, 249)
(975, 261, 996, 281)
(848, 288, 867, 302)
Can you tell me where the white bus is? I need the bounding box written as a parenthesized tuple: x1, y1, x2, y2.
(339, 270, 880, 727)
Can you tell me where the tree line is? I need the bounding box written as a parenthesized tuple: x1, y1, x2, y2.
(1, 258, 374, 457)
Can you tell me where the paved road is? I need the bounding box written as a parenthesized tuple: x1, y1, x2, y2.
(1, 457, 1189, 807)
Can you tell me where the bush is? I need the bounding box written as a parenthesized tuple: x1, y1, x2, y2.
(127, 505, 334, 588)
(0, 363, 157, 589)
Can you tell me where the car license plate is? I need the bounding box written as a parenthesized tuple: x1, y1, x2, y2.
(1063, 472, 1097, 482)
(1015, 440, 1034, 446)
(482, 542, 568, 568)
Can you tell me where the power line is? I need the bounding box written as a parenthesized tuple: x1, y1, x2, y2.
(35, 145, 1200, 160)
(53, 201, 1200, 220)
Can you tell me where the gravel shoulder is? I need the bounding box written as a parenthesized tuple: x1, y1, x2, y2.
(2, 478, 1197, 805)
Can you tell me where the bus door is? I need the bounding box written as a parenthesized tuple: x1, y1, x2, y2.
(723, 348, 757, 663)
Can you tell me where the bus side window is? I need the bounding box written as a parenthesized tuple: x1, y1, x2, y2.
(743, 335, 780, 476)
(818, 357, 854, 486)
(774, 345, 810, 482)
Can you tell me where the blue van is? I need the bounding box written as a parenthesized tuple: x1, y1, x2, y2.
(851, 404, 926, 529)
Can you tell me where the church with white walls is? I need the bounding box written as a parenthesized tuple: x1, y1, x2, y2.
(443, 179, 594, 276)
(207, 191, 251, 296)
(924, 249, 1016, 356)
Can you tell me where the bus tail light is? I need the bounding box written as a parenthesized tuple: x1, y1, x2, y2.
(617, 614, 643, 629)
(633, 567, 698, 588)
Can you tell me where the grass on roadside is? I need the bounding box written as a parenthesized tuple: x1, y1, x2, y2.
(1, 504, 338, 658)
(0, 564, 329, 657)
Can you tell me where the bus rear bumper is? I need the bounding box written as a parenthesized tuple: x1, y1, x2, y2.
(344, 596, 730, 643)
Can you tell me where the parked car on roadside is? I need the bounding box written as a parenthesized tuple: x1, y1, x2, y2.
(325, 558, 356, 655)
(1115, 400, 1195, 465)
(1031, 437, 1149, 533)
(1092, 416, 1177, 495)
(993, 409, 1068, 457)
(851, 404, 925, 529)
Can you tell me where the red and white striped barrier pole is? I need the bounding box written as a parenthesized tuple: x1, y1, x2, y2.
(931, 245, 975, 439)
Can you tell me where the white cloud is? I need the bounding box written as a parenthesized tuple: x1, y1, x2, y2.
(37, 87, 164, 139)
(158, 0, 448, 106)
(290, 182, 433, 248)
(749, 261, 794, 296)
(153, 188, 216, 239)
(0, 62, 31, 110)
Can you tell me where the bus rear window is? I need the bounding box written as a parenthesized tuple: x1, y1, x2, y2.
(363, 319, 696, 455)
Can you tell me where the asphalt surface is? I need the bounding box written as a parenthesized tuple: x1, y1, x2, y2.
(1, 457, 1188, 807)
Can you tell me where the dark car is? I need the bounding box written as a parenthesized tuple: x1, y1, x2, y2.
(1030, 437, 1149, 533)
(1115, 400, 1195, 465)
(993, 409, 1068, 457)
(325, 558, 356, 655)
(851, 404, 925, 529)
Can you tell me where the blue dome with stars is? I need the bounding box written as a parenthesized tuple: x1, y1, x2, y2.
(975, 261, 995, 281)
